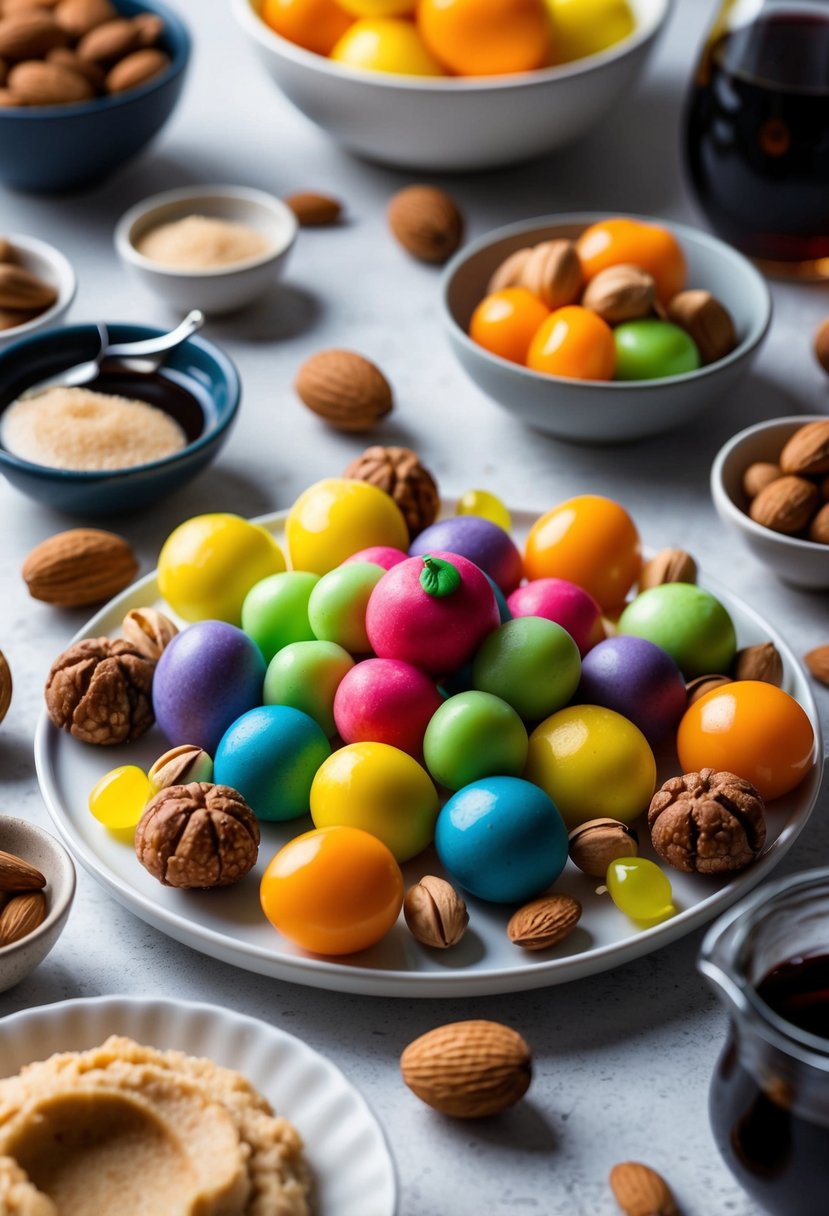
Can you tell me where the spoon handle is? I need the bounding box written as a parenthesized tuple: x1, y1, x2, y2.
(103, 310, 205, 359)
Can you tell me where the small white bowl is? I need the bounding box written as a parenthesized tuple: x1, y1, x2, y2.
(711, 416, 829, 590)
(442, 212, 772, 444)
(0, 816, 75, 994)
(232, 0, 671, 171)
(0, 234, 76, 352)
(114, 185, 298, 315)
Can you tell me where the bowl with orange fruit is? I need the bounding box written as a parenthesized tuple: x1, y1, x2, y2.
(442, 212, 772, 443)
(232, 0, 671, 170)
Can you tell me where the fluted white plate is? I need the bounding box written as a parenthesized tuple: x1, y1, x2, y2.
(35, 510, 824, 997)
(0, 995, 398, 1216)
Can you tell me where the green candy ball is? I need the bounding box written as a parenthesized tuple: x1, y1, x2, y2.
(241, 571, 319, 663)
(617, 583, 737, 679)
(613, 319, 700, 381)
(423, 690, 529, 790)
(263, 640, 354, 737)
(472, 616, 581, 722)
(308, 562, 385, 655)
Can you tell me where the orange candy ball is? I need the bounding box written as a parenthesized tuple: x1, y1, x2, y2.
(677, 681, 815, 801)
(524, 494, 641, 609)
(576, 217, 687, 305)
(417, 0, 551, 76)
(260, 825, 404, 955)
(469, 287, 550, 364)
(261, 0, 353, 55)
(526, 305, 616, 380)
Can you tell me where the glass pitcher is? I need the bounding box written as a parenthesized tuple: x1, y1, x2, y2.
(684, 0, 829, 277)
(699, 868, 829, 1215)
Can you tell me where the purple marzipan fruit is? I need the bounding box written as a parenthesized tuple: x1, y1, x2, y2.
(409, 515, 523, 595)
(577, 634, 687, 745)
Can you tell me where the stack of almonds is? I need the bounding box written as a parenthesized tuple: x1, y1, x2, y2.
(743, 420, 829, 544)
(0, 0, 170, 108)
(0, 850, 47, 947)
(0, 237, 57, 331)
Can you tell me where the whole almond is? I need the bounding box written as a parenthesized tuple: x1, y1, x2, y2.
(609, 1161, 678, 1216)
(104, 46, 167, 92)
(0, 650, 10, 725)
(77, 15, 138, 61)
(507, 893, 581, 950)
(295, 348, 392, 431)
(0, 263, 56, 309)
(400, 1020, 532, 1118)
(404, 875, 468, 948)
(814, 317, 829, 375)
(742, 461, 781, 499)
(284, 191, 342, 226)
(749, 475, 820, 534)
(22, 528, 139, 607)
(54, 0, 115, 38)
(667, 288, 737, 365)
(734, 641, 783, 685)
(47, 45, 104, 87)
(8, 57, 93, 102)
(0, 10, 66, 58)
(0, 849, 45, 892)
(0, 891, 46, 946)
(487, 246, 532, 295)
(639, 547, 697, 590)
(809, 502, 829, 545)
(779, 420, 829, 476)
(520, 239, 583, 309)
(804, 645, 829, 685)
(583, 263, 656, 324)
(0, 85, 24, 104)
(132, 11, 164, 47)
(388, 185, 463, 265)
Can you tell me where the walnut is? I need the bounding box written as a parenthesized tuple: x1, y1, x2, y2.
(135, 782, 260, 889)
(44, 636, 154, 745)
(647, 768, 766, 875)
(344, 445, 440, 539)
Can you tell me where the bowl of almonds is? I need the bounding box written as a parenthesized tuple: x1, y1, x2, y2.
(711, 416, 829, 590)
(0, 816, 75, 994)
(0, 233, 76, 349)
(0, 0, 190, 192)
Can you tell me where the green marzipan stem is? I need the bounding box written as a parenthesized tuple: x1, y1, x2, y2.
(419, 554, 461, 598)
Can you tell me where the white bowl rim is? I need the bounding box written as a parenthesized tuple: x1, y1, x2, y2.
(711, 413, 829, 555)
(0, 815, 75, 960)
(1, 234, 77, 343)
(114, 184, 298, 280)
(442, 211, 773, 392)
(232, 0, 673, 91)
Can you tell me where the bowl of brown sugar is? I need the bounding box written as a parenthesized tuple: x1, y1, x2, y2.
(0, 323, 240, 515)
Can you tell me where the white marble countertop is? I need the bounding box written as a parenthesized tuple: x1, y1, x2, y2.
(1, 0, 827, 1212)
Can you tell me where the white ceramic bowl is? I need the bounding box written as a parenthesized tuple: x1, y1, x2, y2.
(0, 816, 75, 994)
(442, 212, 772, 444)
(0, 235, 76, 352)
(232, 0, 671, 171)
(711, 416, 829, 590)
(114, 185, 298, 315)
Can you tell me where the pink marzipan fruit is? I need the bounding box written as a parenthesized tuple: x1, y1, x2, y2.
(333, 658, 443, 756)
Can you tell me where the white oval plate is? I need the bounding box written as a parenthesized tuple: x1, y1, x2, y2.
(35, 510, 824, 997)
(0, 995, 397, 1216)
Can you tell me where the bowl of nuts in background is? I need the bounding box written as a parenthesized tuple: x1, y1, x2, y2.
(0, 233, 76, 349)
(711, 416, 829, 591)
(0, 816, 76, 994)
(441, 212, 772, 444)
(0, 0, 191, 193)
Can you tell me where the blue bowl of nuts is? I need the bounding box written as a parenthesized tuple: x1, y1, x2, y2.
(0, 0, 190, 192)
(0, 322, 241, 516)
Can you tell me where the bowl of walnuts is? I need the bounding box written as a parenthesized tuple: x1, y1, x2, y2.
(711, 416, 829, 590)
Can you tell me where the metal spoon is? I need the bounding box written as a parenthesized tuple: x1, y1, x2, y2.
(21, 310, 205, 399)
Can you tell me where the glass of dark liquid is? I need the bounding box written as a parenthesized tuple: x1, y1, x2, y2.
(699, 869, 829, 1215)
(685, 0, 829, 277)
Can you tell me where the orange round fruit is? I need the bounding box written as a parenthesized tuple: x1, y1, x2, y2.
(417, 0, 551, 76)
(526, 305, 615, 380)
(469, 288, 550, 364)
(261, 0, 353, 55)
(677, 681, 815, 801)
(524, 494, 641, 609)
(576, 217, 686, 304)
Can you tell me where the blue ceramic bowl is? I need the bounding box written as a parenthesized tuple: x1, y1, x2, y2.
(0, 323, 240, 515)
(0, 0, 190, 193)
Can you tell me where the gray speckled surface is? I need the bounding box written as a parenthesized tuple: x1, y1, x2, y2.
(0, 0, 827, 1211)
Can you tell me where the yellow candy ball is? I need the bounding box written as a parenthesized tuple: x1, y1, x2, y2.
(158, 514, 286, 626)
(457, 489, 512, 532)
(286, 478, 409, 575)
(546, 0, 635, 63)
(89, 765, 151, 832)
(338, 0, 416, 16)
(330, 18, 446, 75)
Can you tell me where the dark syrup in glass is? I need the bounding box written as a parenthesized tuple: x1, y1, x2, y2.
(686, 10, 829, 264)
(710, 954, 829, 1216)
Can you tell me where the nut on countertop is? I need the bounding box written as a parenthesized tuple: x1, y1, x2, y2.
(404, 875, 468, 948)
(284, 190, 342, 226)
(387, 185, 463, 265)
(22, 528, 138, 608)
(295, 348, 393, 432)
(804, 645, 829, 685)
(609, 1161, 678, 1216)
(400, 1020, 532, 1118)
(0, 649, 10, 727)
